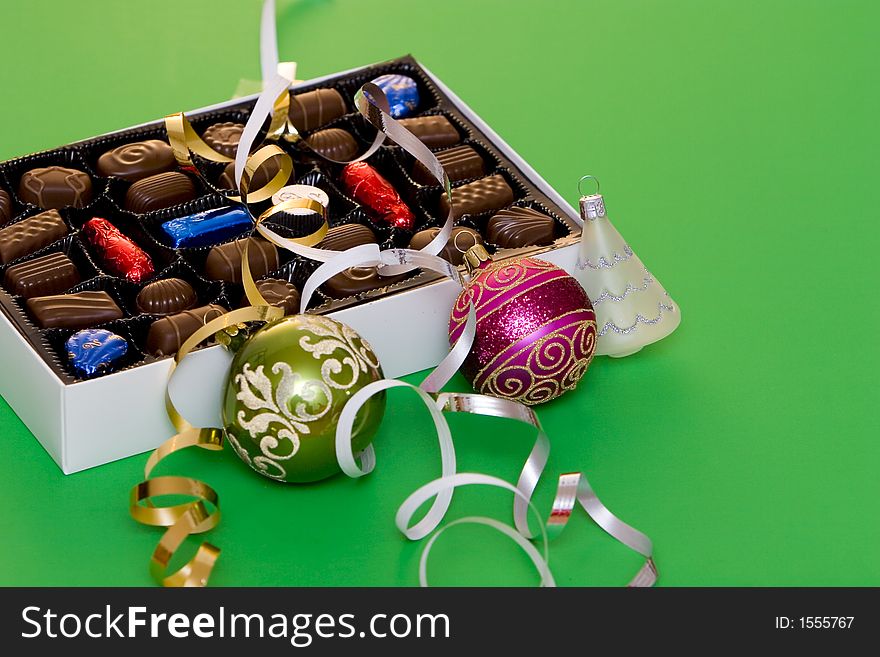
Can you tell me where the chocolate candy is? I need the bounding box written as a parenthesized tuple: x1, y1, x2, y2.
(289, 88, 347, 132)
(0, 210, 68, 264)
(398, 115, 460, 149)
(440, 174, 514, 220)
(66, 328, 128, 377)
(370, 74, 419, 118)
(146, 304, 226, 356)
(204, 237, 279, 283)
(124, 171, 197, 214)
(96, 140, 175, 181)
(83, 217, 154, 283)
(218, 158, 290, 191)
(323, 267, 406, 299)
(317, 223, 376, 250)
(340, 162, 415, 230)
(306, 128, 359, 161)
(240, 278, 300, 315)
(487, 206, 556, 248)
(27, 290, 123, 329)
(136, 277, 197, 315)
(160, 207, 251, 248)
(202, 122, 244, 159)
(412, 145, 485, 185)
(408, 226, 483, 266)
(18, 166, 93, 209)
(3, 252, 81, 298)
(0, 189, 11, 226)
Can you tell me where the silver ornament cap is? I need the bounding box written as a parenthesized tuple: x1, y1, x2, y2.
(578, 174, 606, 221)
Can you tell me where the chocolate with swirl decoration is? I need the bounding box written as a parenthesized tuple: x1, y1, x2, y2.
(449, 251, 597, 405)
(96, 140, 176, 181)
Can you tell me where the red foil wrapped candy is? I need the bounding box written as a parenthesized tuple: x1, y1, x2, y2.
(340, 162, 415, 230)
(83, 217, 154, 283)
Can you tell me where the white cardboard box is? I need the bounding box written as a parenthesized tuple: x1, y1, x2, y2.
(0, 62, 582, 474)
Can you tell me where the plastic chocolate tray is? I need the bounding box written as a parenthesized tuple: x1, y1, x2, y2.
(0, 55, 581, 385)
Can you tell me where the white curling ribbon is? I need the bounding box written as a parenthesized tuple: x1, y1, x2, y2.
(438, 391, 657, 586)
(396, 473, 554, 587)
(335, 380, 456, 541)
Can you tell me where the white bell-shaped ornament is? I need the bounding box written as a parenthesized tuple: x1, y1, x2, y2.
(573, 176, 681, 357)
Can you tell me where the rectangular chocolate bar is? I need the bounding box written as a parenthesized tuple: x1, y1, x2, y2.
(26, 290, 124, 329)
(3, 252, 81, 299)
(0, 210, 68, 264)
(412, 145, 485, 185)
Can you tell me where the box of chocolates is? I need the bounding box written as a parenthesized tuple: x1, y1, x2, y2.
(0, 56, 582, 474)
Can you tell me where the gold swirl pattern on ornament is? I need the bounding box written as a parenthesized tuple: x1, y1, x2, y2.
(451, 272, 575, 339)
(476, 313, 597, 406)
(450, 259, 565, 330)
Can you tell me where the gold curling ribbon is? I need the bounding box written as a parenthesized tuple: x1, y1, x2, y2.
(163, 90, 292, 204)
(129, 190, 327, 586)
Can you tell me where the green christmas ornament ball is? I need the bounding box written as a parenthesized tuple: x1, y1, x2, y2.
(222, 315, 386, 483)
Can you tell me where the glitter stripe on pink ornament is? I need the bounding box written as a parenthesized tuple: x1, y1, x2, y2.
(449, 245, 597, 405)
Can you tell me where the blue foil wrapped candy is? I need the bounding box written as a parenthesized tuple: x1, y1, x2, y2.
(160, 207, 252, 248)
(370, 74, 419, 118)
(66, 328, 128, 377)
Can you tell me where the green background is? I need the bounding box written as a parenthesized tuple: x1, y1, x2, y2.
(0, 0, 876, 586)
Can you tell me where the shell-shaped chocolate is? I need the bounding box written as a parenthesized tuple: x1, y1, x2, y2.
(18, 166, 93, 209)
(96, 140, 176, 181)
(408, 226, 483, 265)
(317, 223, 376, 251)
(202, 122, 245, 158)
(323, 267, 406, 299)
(439, 174, 514, 220)
(306, 128, 359, 161)
(136, 277, 198, 315)
(0, 189, 11, 226)
(124, 172, 197, 214)
(487, 207, 556, 248)
(288, 88, 347, 132)
(240, 278, 301, 315)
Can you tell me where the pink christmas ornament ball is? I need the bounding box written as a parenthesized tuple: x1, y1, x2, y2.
(449, 248, 597, 405)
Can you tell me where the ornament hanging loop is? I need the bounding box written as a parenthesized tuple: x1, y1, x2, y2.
(578, 175, 606, 221)
(577, 174, 600, 197)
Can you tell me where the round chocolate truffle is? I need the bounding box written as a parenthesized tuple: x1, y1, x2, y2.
(96, 140, 176, 181)
(18, 166, 93, 209)
(239, 278, 301, 315)
(136, 277, 198, 315)
(202, 122, 245, 158)
(409, 226, 483, 265)
(306, 128, 359, 161)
